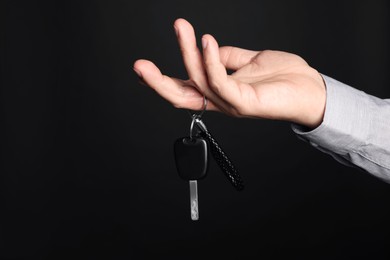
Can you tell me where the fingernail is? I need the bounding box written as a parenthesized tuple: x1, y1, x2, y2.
(133, 68, 142, 78)
(202, 37, 208, 49)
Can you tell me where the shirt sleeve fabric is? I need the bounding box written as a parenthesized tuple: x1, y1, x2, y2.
(291, 74, 390, 183)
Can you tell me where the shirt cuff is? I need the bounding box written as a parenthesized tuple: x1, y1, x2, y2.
(291, 74, 370, 155)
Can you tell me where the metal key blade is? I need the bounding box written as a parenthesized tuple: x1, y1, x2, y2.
(189, 180, 199, 221)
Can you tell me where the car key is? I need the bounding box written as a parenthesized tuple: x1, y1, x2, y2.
(173, 96, 244, 221)
(174, 135, 208, 221)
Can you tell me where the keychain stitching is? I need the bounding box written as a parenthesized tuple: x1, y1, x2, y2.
(187, 96, 244, 191)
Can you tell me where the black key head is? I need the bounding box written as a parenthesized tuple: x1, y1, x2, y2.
(174, 136, 209, 181)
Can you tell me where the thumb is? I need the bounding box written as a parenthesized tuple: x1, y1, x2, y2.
(219, 46, 258, 70)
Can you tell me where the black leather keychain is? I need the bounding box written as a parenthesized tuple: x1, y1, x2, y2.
(193, 116, 244, 191)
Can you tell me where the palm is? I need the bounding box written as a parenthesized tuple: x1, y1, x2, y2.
(221, 50, 323, 124)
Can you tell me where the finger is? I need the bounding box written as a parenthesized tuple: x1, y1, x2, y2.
(202, 34, 242, 107)
(219, 46, 258, 70)
(133, 59, 220, 111)
(173, 18, 208, 89)
(173, 18, 232, 112)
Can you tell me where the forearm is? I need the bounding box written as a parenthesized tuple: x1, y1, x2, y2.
(292, 75, 390, 183)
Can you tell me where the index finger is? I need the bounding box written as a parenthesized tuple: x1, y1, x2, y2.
(174, 18, 208, 88)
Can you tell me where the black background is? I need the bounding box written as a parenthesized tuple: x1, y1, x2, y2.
(1, 0, 390, 259)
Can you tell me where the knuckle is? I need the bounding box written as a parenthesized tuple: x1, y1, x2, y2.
(231, 103, 250, 118)
(204, 57, 214, 67)
(208, 80, 222, 94)
(172, 101, 184, 109)
(182, 48, 198, 60)
(226, 106, 242, 117)
(172, 90, 187, 110)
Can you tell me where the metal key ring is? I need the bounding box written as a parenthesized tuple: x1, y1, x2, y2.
(189, 96, 208, 139)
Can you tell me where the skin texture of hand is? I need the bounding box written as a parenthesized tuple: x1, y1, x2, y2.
(133, 18, 326, 129)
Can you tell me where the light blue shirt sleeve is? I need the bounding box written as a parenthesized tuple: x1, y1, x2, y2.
(292, 74, 390, 183)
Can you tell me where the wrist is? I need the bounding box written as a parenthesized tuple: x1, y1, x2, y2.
(294, 71, 327, 129)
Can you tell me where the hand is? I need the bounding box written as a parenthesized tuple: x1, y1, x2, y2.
(133, 18, 326, 128)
